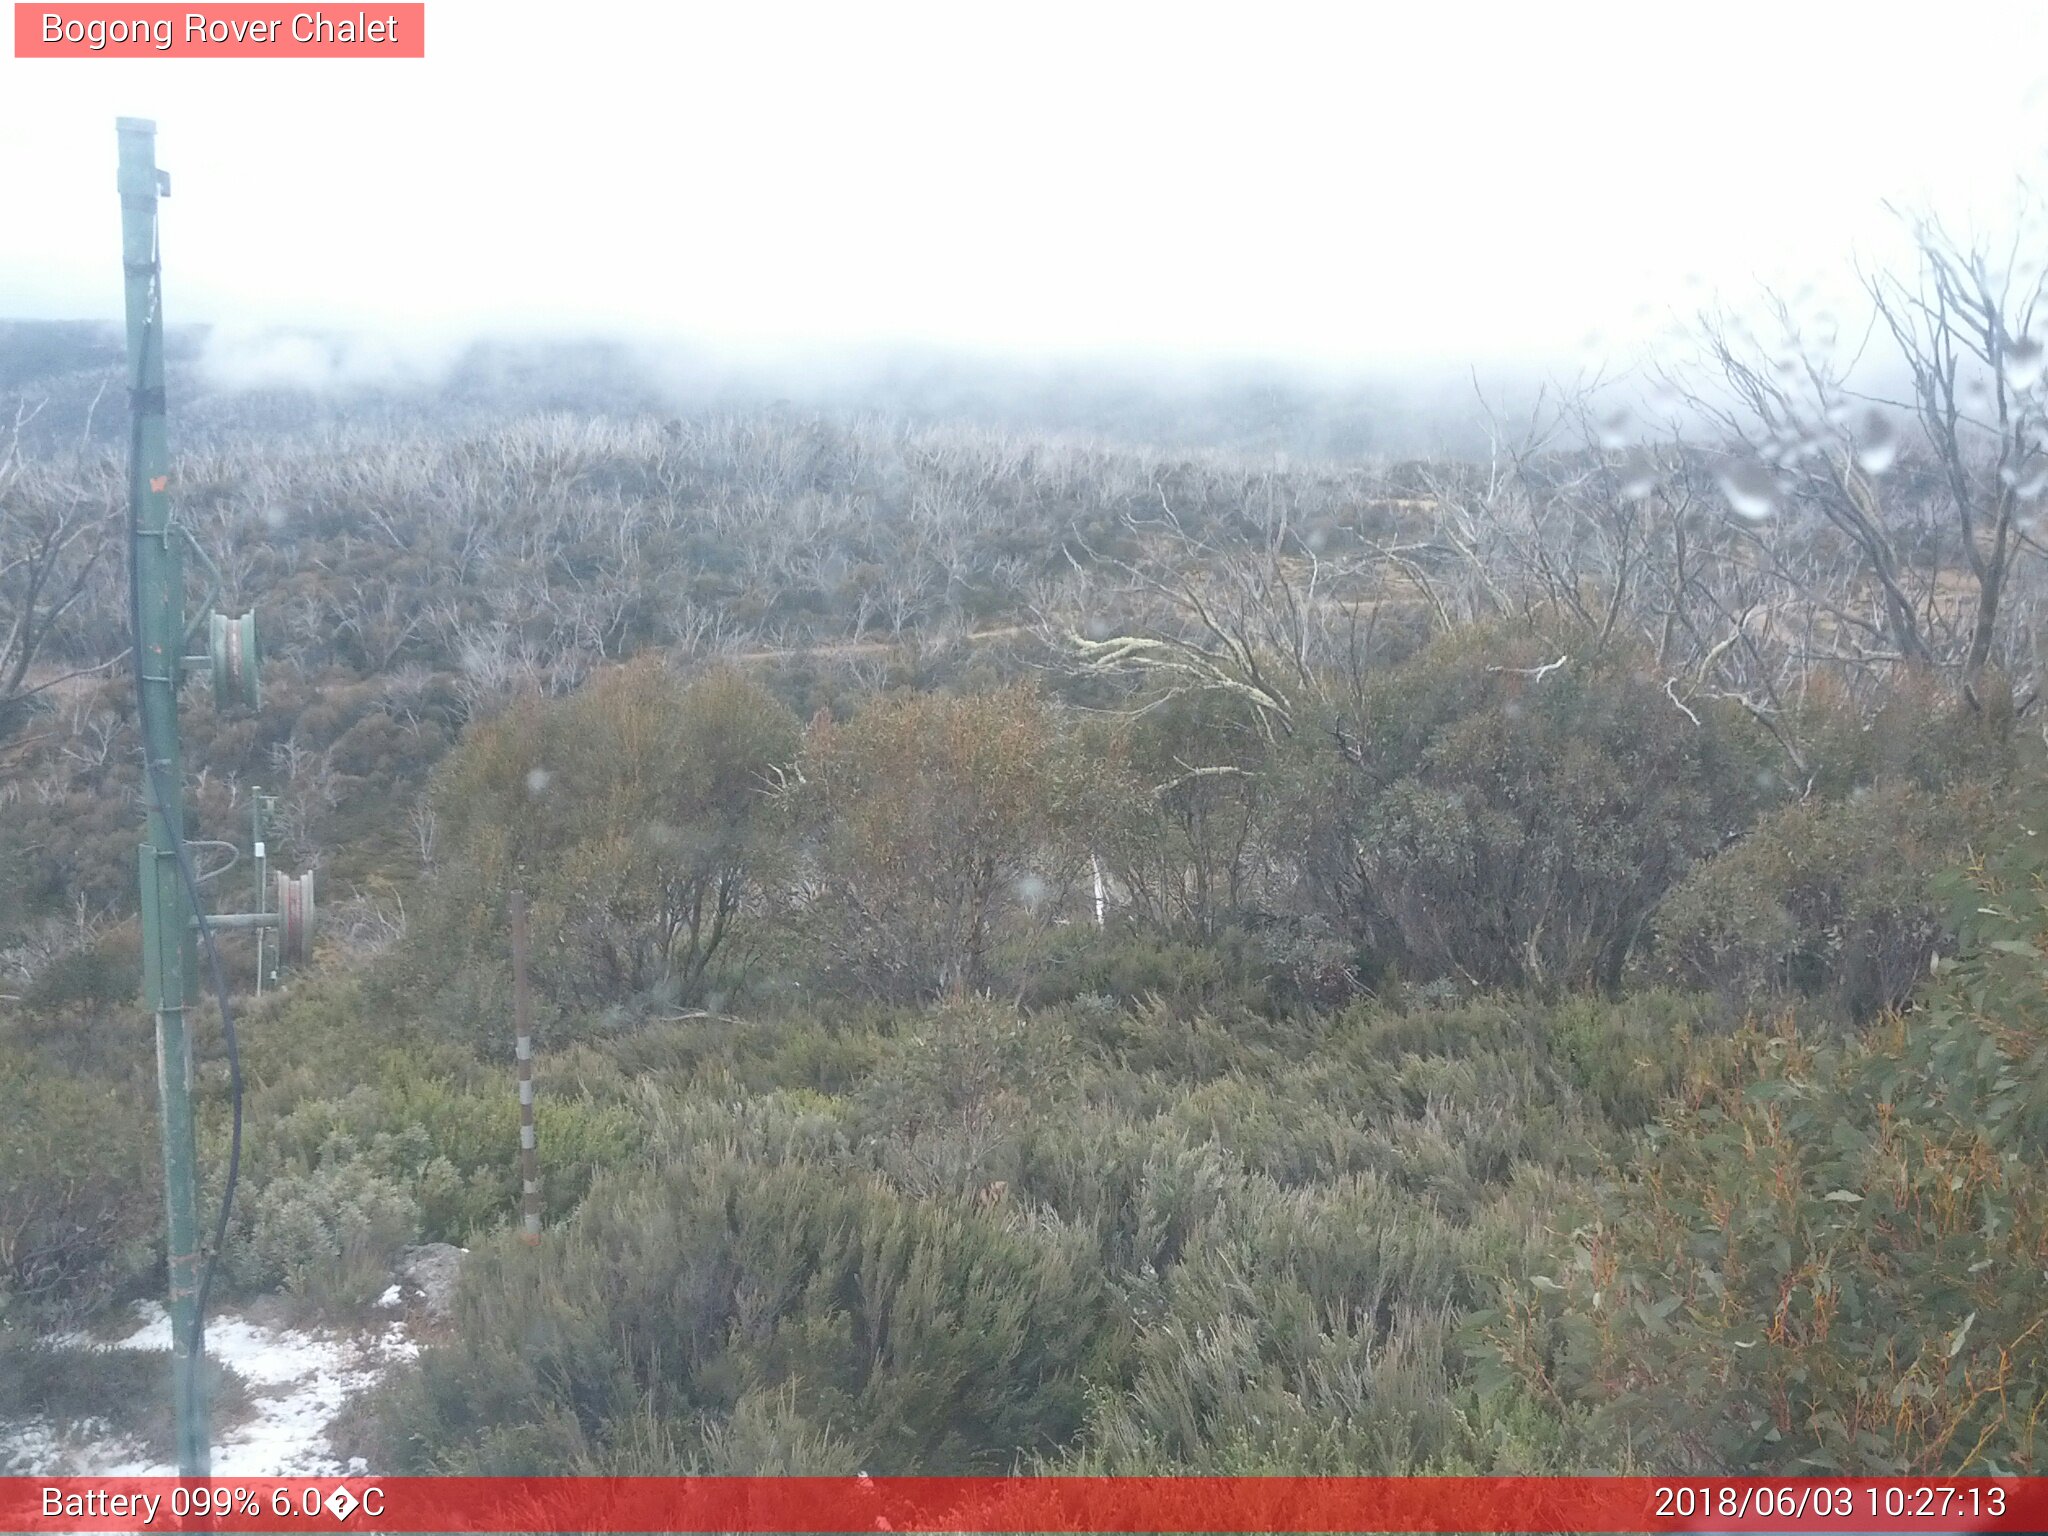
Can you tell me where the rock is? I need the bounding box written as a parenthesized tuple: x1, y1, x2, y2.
(393, 1244, 466, 1320)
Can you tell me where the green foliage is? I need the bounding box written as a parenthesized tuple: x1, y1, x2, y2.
(1018, 917, 1360, 1016)
(362, 971, 1664, 1474)
(1653, 782, 1988, 1022)
(0, 828, 31, 950)
(852, 999, 1077, 1198)
(230, 1086, 637, 1259)
(1016, 922, 1242, 1015)
(418, 659, 799, 1021)
(0, 1048, 159, 1326)
(378, 1157, 1116, 1474)
(1545, 990, 1720, 1129)
(1325, 625, 1775, 993)
(198, 976, 640, 1307)
(1081, 691, 1280, 937)
(1793, 668, 2025, 800)
(22, 927, 139, 1013)
(1072, 1166, 1565, 1474)
(1466, 798, 2048, 1473)
(792, 686, 1100, 998)
(227, 1161, 420, 1310)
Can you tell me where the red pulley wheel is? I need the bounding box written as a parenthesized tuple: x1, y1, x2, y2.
(275, 870, 314, 966)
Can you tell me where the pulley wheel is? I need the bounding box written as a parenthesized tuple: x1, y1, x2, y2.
(275, 870, 315, 966)
(210, 610, 261, 711)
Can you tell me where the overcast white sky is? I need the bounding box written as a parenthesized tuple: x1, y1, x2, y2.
(4, 1, 2047, 373)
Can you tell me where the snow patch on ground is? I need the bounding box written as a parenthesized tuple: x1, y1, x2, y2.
(2, 1301, 417, 1476)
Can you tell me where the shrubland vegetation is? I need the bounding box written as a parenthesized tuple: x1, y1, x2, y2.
(6, 203, 2048, 1476)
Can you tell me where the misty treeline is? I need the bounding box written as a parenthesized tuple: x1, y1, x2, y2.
(6, 204, 2048, 1476)
(0, 319, 1499, 464)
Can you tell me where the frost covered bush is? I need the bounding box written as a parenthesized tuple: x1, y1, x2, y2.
(228, 1161, 419, 1309)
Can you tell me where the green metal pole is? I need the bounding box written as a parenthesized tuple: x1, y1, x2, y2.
(252, 789, 267, 996)
(117, 115, 211, 1480)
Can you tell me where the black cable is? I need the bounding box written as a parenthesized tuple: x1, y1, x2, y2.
(126, 236, 242, 1362)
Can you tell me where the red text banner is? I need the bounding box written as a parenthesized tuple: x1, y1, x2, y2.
(14, 5, 424, 57)
(6, 1476, 2048, 1533)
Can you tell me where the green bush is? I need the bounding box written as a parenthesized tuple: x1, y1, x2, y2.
(1466, 799, 2048, 1473)
(1651, 783, 1987, 1022)
(1080, 690, 1282, 938)
(1018, 918, 1361, 1016)
(1320, 625, 1774, 994)
(643, 1087, 857, 1172)
(226, 1074, 639, 1253)
(789, 686, 1103, 999)
(852, 1000, 1077, 1199)
(23, 927, 139, 1013)
(227, 1160, 420, 1310)
(1074, 1166, 1558, 1474)
(1014, 923, 1235, 1012)
(1792, 668, 2025, 800)
(1544, 990, 1718, 1128)
(376, 1156, 1117, 1474)
(0, 1050, 159, 1326)
(596, 1008, 885, 1097)
(141, 970, 648, 1333)
(410, 660, 799, 1024)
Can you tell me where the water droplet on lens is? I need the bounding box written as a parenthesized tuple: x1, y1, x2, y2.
(1597, 406, 1632, 449)
(1762, 428, 1805, 468)
(2009, 337, 2045, 391)
(1619, 448, 1658, 501)
(1854, 409, 1898, 474)
(526, 768, 552, 797)
(1716, 459, 1778, 522)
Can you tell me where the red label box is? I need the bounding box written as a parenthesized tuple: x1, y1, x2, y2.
(13, 3, 425, 56)
(5, 1476, 2048, 1533)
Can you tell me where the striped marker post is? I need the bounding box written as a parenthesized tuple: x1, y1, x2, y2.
(510, 890, 540, 1244)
